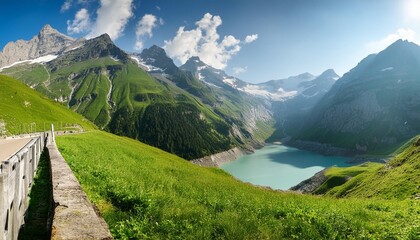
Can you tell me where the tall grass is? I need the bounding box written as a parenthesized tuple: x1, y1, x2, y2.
(57, 131, 420, 239)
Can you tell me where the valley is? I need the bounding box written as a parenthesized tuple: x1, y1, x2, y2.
(0, 10, 419, 239)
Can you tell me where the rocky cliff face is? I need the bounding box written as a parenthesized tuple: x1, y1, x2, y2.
(0, 24, 77, 67)
(297, 40, 420, 153)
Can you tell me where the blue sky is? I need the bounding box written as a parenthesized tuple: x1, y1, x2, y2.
(2, 0, 420, 83)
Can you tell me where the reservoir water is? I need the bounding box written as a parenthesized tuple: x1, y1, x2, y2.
(221, 144, 352, 190)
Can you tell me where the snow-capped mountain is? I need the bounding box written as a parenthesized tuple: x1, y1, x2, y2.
(178, 56, 339, 102)
(180, 56, 248, 89)
(0, 24, 84, 68)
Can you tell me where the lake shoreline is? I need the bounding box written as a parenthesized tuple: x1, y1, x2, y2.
(220, 144, 353, 190)
(194, 142, 384, 193)
(283, 139, 388, 164)
(191, 147, 251, 167)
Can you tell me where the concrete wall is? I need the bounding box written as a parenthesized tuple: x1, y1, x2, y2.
(0, 133, 46, 240)
(47, 141, 112, 240)
(192, 147, 246, 167)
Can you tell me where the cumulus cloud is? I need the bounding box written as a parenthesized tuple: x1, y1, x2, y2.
(67, 8, 91, 34)
(86, 0, 134, 40)
(245, 34, 258, 43)
(164, 13, 257, 70)
(61, 0, 72, 12)
(134, 14, 162, 50)
(366, 28, 419, 53)
(233, 66, 247, 75)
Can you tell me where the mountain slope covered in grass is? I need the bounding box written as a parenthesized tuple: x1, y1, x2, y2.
(2, 27, 273, 159)
(0, 74, 94, 134)
(56, 131, 420, 239)
(321, 136, 420, 199)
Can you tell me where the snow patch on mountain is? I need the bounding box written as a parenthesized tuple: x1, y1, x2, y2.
(0, 54, 58, 72)
(381, 67, 394, 72)
(110, 56, 120, 62)
(239, 84, 298, 101)
(130, 55, 163, 72)
(197, 72, 204, 80)
(223, 77, 237, 87)
(63, 43, 84, 53)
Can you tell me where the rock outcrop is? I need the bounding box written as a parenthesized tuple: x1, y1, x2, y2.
(0, 24, 77, 67)
(290, 169, 328, 193)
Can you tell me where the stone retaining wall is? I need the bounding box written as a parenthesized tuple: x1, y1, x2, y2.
(47, 141, 112, 240)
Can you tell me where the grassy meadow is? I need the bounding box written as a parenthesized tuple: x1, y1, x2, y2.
(0, 74, 95, 134)
(57, 131, 420, 239)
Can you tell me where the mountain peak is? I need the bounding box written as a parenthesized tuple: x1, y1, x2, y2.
(38, 24, 64, 37)
(141, 45, 167, 58)
(382, 39, 419, 54)
(40, 24, 54, 32)
(183, 56, 207, 67)
(140, 45, 178, 75)
(93, 33, 113, 43)
(188, 56, 202, 62)
(319, 69, 339, 79)
(295, 72, 315, 80)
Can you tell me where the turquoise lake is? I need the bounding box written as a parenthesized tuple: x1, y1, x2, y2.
(221, 144, 352, 190)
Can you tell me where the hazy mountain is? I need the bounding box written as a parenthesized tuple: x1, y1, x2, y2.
(296, 39, 420, 153)
(268, 69, 339, 140)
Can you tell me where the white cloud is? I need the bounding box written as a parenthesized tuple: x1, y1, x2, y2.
(164, 13, 256, 70)
(233, 66, 247, 75)
(366, 28, 419, 53)
(67, 8, 91, 34)
(61, 0, 72, 12)
(134, 14, 161, 50)
(86, 0, 134, 40)
(245, 34, 258, 43)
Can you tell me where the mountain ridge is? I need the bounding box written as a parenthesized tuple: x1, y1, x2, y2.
(1, 26, 274, 159)
(0, 24, 80, 68)
(295, 39, 420, 154)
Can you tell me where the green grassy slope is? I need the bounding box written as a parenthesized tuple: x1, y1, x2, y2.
(323, 137, 420, 200)
(314, 163, 383, 195)
(57, 131, 420, 239)
(1, 35, 274, 159)
(3, 57, 233, 159)
(0, 74, 94, 134)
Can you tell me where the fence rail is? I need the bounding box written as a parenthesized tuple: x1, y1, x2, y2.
(0, 132, 47, 240)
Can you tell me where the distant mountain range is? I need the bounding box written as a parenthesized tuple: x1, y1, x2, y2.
(5, 24, 417, 158)
(295, 39, 420, 154)
(0, 25, 277, 159)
